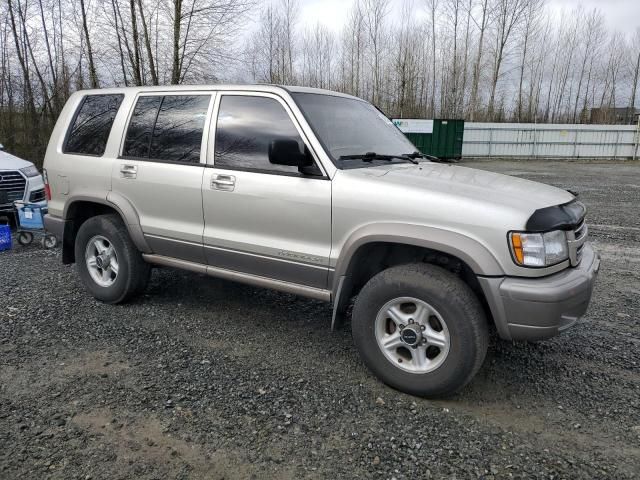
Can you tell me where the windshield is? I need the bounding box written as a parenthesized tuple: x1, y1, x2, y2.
(292, 93, 418, 168)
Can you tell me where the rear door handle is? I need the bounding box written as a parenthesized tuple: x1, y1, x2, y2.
(211, 174, 236, 191)
(120, 164, 137, 179)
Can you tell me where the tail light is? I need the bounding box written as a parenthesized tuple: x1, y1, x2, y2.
(42, 168, 52, 201)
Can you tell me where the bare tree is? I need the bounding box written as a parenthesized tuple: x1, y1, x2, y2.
(487, 0, 528, 118)
(136, 0, 159, 85)
(171, 0, 253, 84)
(426, 0, 439, 116)
(362, 0, 390, 105)
(572, 9, 605, 122)
(301, 23, 336, 89)
(4, 0, 640, 168)
(515, 0, 543, 122)
(341, 1, 366, 96)
(468, 0, 491, 120)
(599, 33, 628, 122)
(281, 0, 299, 84)
(393, 1, 424, 117)
(442, 0, 462, 117)
(626, 28, 640, 124)
(79, 0, 99, 88)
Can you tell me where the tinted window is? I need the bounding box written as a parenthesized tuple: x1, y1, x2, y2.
(65, 94, 124, 156)
(151, 96, 210, 163)
(123, 95, 210, 163)
(293, 93, 416, 168)
(122, 96, 162, 158)
(215, 96, 304, 174)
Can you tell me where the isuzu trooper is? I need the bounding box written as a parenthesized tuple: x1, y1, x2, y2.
(43, 85, 599, 396)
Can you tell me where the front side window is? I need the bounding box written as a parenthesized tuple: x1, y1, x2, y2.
(65, 94, 124, 156)
(123, 95, 211, 164)
(214, 95, 306, 175)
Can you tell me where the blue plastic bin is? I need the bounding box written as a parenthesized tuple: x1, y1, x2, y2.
(0, 223, 11, 251)
(16, 203, 45, 230)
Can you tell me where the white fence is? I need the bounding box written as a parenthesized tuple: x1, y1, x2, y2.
(462, 122, 640, 159)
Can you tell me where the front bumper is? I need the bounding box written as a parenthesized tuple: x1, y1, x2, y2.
(479, 243, 600, 341)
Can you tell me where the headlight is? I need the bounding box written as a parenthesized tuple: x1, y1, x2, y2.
(509, 230, 569, 267)
(20, 165, 40, 177)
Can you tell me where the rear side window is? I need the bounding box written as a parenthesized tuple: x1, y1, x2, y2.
(122, 96, 162, 159)
(214, 95, 304, 174)
(123, 95, 211, 164)
(64, 94, 124, 156)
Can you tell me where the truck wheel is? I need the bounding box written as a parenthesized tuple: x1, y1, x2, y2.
(351, 263, 488, 397)
(75, 214, 150, 304)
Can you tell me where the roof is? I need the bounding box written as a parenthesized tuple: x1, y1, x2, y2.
(71, 84, 362, 101)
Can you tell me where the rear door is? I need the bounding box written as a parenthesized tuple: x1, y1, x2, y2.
(201, 92, 332, 289)
(112, 92, 214, 263)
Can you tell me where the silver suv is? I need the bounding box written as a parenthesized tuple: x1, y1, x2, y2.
(43, 85, 599, 397)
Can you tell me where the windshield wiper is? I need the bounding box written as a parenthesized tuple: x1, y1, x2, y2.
(404, 151, 452, 163)
(338, 152, 418, 164)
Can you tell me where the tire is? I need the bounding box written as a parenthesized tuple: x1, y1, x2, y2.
(17, 231, 33, 246)
(351, 263, 488, 398)
(75, 214, 150, 304)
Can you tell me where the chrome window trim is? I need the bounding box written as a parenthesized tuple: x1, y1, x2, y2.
(207, 91, 330, 178)
(118, 91, 216, 166)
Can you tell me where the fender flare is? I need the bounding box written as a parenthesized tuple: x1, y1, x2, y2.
(330, 223, 504, 329)
(63, 193, 151, 254)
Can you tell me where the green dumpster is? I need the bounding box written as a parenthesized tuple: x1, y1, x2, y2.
(393, 119, 464, 160)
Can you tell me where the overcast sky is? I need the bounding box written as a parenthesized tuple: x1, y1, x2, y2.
(295, 0, 640, 34)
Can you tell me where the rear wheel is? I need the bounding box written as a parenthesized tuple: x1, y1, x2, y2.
(352, 263, 488, 397)
(75, 214, 150, 303)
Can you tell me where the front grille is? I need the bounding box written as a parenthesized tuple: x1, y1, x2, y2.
(568, 219, 588, 266)
(29, 188, 46, 203)
(0, 170, 26, 206)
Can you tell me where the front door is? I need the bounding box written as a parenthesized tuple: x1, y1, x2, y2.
(202, 93, 331, 289)
(111, 93, 214, 263)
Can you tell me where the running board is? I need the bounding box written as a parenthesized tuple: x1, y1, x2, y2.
(142, 254, 332, 302)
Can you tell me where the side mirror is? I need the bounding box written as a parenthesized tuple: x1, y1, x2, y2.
(268, 139, 312, 168)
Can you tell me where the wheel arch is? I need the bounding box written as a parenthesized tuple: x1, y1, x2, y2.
(331, 225, 504, 330)
(61, 195, 150, 264)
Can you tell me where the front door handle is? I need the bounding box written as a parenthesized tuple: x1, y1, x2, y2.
(211, 174, 236, 191)
(120, 164, 137, 179)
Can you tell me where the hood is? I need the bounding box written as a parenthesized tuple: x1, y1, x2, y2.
(0, 150, 34, 170)
(346, 162, 574, 214)
(332, 162, 578, 278)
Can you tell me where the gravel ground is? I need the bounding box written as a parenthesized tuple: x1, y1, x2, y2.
(1, 159, 639, 479)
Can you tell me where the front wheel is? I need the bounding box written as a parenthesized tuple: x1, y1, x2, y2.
(351, 263, 488, 397)
(75, 214, 150, 304)
(17, 231, 33, 246)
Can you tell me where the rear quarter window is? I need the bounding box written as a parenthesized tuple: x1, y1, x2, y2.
(64, 94, 124, 156)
